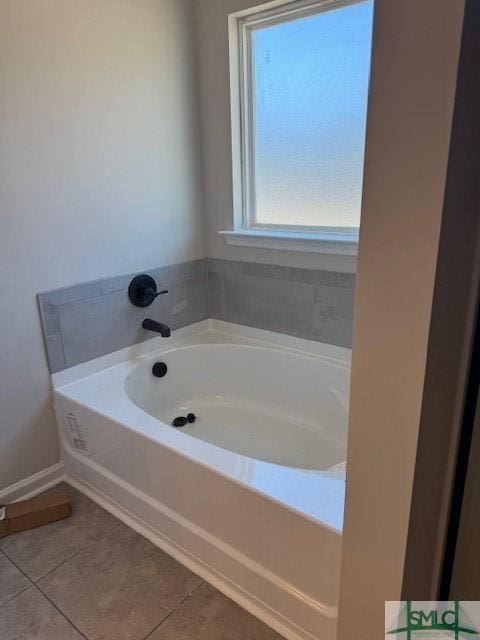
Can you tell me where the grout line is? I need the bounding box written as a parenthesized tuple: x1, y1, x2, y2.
(1, 485, 207, 640)
(57, 329, 67, 370)
(0, 549, 34, 609)
(35, 520, 123, 584)
(142, 580, 205, 640)
(33, 584, 89, 639)
(1, 482, 122, 586)
(0, 551, 68, 632)
(0, 584, 32, 609)
(0, 547, 36, 588)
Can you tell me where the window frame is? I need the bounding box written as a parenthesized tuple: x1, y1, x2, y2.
(227, 0, 369, 251)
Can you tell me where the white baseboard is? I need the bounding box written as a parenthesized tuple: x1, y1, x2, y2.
(65, 472, 326, 640)
(0, 462, 65, 503)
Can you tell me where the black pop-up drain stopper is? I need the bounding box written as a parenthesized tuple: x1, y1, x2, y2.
(172, 413, 196, 427)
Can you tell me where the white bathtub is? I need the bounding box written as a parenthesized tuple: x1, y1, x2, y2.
(52, 320, 349, 640)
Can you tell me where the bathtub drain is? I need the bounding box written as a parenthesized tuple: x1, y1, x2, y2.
(172, 413, 196, 427)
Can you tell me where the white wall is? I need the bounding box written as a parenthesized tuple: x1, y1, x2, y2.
(337, 0, 465, 637)
(0, 0, 205, 489)
(193, 0, 357, 273)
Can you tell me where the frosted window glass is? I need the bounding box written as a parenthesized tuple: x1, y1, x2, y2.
(251, 1, 373, 228)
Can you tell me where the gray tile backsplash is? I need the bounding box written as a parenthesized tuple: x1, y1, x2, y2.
(207, 258, 355, 348)
(59, 290, 162, 368)
(38, 259, 208, 373)
(38, 258, 354, 373)
(44, 333, 67, 374)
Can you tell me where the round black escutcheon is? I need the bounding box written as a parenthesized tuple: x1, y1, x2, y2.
(128, 274, 168, 308)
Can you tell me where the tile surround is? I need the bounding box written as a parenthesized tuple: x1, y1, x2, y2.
(207, 258, 355, 348)
(38, 259, 207, 372)
(39, 257, 354, 372)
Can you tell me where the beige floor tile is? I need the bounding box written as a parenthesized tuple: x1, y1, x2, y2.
(0, 482, 119, 581)
(0, 551, 31, 606)
(38, 522, 203, 640)
(148, 582, 283, 640)
(0, 586, 83, 639)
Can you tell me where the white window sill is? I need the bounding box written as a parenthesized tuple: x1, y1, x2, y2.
(219, 229, 358, 255)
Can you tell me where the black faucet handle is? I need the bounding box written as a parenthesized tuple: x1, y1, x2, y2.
(128, 274, 167, 307)
(151, 289, 168, 298)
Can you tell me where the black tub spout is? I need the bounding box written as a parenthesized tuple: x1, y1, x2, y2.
(142, 318, 171, 337)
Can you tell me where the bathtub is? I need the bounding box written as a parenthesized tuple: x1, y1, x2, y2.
(52, 319, 349, 640)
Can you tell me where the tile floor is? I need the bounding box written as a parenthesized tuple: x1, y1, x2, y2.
(0, 483, 282, 640)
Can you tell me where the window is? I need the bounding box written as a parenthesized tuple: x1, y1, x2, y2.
(225, 0, 374, 253)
